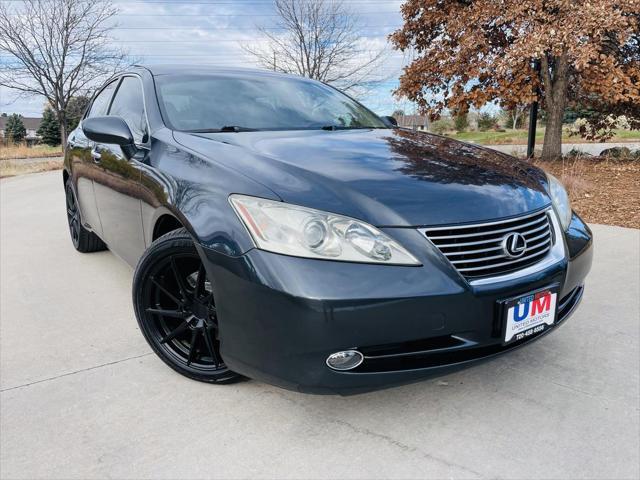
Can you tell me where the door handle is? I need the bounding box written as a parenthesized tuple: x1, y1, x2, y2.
(91, 148, 102, 163)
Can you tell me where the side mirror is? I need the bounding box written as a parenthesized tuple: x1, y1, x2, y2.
(82, 116, 137, 159)
(382, 115, 398, 127)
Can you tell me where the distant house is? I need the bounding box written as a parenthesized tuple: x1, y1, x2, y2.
(394, 114, 430, 132)
(0, 116, 43, 145)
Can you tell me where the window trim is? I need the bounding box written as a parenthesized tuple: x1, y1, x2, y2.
(106, 74, 151, 149)
(84, 78, 120, 120)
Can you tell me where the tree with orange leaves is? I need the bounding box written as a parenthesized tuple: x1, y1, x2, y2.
(390, 1, 639, 159)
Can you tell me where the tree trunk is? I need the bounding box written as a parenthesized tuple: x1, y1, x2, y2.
(541, 101, 564, 159)
(540, 53, 569, 160)
(58, 111, 68, 153)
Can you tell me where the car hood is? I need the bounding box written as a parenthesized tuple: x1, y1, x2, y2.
(174, 128, 551, 227)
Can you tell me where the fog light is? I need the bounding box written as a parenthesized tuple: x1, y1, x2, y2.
(326, 350, 363, 371)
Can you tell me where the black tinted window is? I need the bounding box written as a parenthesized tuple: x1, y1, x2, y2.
(88, 81, 118, 118)
(155, 74, 385, 131)
(108, 76, 148, 144)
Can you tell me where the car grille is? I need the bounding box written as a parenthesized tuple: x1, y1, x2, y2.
(421, 209, 553, 279)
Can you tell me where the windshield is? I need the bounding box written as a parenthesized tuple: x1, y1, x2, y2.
(154, 73, 386, 132)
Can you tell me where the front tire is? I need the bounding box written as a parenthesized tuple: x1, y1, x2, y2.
(65, 179, 107, 253)
(133, 228, 241, 384)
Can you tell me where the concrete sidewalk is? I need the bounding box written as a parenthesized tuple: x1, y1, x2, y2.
(1, 171, 638, 479)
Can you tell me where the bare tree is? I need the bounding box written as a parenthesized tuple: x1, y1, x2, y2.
(243, 0, 388, 92)
(503, 105, 528, 130)
(0, 0, 130, 148)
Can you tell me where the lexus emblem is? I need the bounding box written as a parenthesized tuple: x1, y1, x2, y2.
(502, 232, 527, 258)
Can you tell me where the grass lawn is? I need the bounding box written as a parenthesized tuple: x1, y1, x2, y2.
(449, 128, 640, 145)
(0, 144, 63, 160)
(0, 157, 63, 178)
(0, 144, 63, 177)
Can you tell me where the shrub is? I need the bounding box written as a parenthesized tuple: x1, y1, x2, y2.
(477, 112, 496, 131)
(454, 114, 468, 132)
(564, 148, 591, 158)
(430, 118, 453, 135)
(564, 118, 588, 137)
(600, 146, 632, 159)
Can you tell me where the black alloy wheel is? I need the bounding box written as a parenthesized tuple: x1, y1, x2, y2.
(64, 179, 106, 253)
(66, 181, 81, 245)
(133, 228, 241, 383)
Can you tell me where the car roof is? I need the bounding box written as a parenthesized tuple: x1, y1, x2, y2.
(134, 64, 307, 81)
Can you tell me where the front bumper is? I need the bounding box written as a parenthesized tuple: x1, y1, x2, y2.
(199, 212, 593, 395)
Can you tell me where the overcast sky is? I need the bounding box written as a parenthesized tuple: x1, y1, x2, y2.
(1, 0, 415, 118)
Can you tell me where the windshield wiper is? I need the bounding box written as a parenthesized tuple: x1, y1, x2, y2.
(186, 126, 260, 133)
(220, 125, 260, 132)
(320, 125, 378, 131)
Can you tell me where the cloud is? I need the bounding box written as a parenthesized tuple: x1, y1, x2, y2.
(2, 0, 408, 116)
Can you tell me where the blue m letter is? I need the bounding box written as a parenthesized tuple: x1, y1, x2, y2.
(514, 302, 530, 322)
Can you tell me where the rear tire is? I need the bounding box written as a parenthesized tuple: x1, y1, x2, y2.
(133, 228, 242, 384)
(65, 179, 107, 253)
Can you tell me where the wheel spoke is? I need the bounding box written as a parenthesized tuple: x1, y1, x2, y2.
(151, 277, 182, 306)
(146, 308, 187, 319)
(70, 217, 79, 239)
(66, 190, 75, 208)
(186, 329, 199, 365)
(144, 252, 227, 372)
(203, 326, 220, 367)
(170, 257, 190, 301)
(160, 321, 189, 344)
(195, 263, 206, 299)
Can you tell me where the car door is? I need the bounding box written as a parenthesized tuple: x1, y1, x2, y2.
(92, 75, 149, 265)
(68, 79, 119, 238)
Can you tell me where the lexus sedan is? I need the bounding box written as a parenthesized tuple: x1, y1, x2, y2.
(63, 65, 593, 394)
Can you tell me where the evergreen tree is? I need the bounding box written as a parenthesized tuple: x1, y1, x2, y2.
(5, 114, 26, 143)
(454, 114, 469, 133)
(66, 95, 90, 133)
(37, 107, 61, 146)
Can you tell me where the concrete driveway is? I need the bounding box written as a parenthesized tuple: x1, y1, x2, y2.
(1, 171, 638, 480)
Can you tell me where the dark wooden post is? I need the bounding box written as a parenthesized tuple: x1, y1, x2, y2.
(527, 60, 541, 159)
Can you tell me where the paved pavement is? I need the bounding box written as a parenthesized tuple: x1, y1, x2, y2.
(1, 171, 639, 480)
(485, 142, 639, 157)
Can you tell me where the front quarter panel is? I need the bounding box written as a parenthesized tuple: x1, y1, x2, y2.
(562, 212, 593, 295)
(139, 128, 278, 256)
(65, 126, 104, 236)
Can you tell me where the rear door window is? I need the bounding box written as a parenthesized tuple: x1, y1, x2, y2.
(87, 81, 118, 118)
(108, 76, 148, 144)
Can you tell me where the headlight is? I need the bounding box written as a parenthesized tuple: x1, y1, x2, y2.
(229, 194, 420, 265)
(547, 174, 572, 230)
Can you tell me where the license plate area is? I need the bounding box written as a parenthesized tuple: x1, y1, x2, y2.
(500, 285, 559, 345)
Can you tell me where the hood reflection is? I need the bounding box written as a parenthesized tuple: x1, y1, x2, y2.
(386, 129, 544, 190)
(173, 127, 551, 226)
